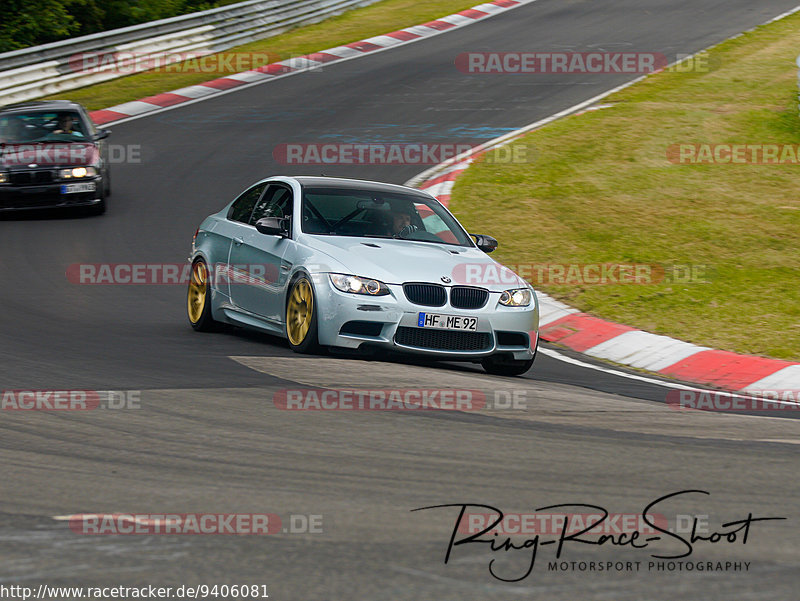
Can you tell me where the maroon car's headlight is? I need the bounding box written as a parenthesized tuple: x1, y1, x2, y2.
(59, 166, 97, 179)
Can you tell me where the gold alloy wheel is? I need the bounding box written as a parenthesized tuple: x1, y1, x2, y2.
(187, 261, 208, 324)
(287, 278, 313, 345)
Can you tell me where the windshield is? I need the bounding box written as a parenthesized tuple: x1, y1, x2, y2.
(301, 186, 473, 246)
(0, 110, 89, 143)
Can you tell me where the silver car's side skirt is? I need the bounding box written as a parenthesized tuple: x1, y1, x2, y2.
(221, 307, 285, 337)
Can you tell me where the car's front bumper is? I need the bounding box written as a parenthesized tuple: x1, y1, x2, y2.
(314, 276, 539, 361)
(0, 177, 103, 211)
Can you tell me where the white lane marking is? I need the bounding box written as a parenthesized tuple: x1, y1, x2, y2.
(316, 45, 363, 59)
(97, 0, 541, 126)
(277, 57, 323, 70)
(535, 291, 579, 326)
(223, 70, 273, 83)
(360, 34, 408, 47)
(166, 84, 220, 98)
(539, 347, 800, 410)
(53, 514, 190, 527)
(435, 14, 477, 27)
(583, 330, 709, 372)
(744, 365, 800, 391)
(540, 347, 703, 390)
(764, 4, 800, 24)
(100, 100, 161, 116)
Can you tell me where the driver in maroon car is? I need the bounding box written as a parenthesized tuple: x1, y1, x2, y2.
(53, 114, 78, 135)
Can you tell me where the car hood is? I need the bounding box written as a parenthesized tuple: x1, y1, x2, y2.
(1, 143, 99, 169)
(303, 235, 528, 291)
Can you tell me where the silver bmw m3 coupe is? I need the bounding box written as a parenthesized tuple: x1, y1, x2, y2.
(188, 176, 539, 376)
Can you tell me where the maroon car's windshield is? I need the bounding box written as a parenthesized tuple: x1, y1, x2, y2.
(0, 111, 88, 143)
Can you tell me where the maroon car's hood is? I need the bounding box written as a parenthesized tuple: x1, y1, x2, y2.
(1, 143, 98, 168)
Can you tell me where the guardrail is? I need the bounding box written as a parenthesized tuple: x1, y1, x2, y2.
(0, 0, 381, 106)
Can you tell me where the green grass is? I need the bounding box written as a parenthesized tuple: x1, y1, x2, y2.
(44, 0, 479, 110)
(449, 14, 800, 360)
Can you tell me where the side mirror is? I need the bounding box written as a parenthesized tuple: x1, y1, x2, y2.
(93, 129, 110, 141)
(472, 234, 498, 253)
(255, 216, 289, 237)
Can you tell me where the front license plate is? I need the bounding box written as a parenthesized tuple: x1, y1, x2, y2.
(61, 182, 96, 194)
(418, 312, 478, 331)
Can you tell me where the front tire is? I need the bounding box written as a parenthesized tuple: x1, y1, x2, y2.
(481, 355, 535, 377)
(187, 259, 217, 331)
(482, 339, 538, 377)
(286, 276, 321, 353)
(86, 198, 106, 216)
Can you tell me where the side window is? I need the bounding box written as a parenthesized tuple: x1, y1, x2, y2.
(249, 184, 293, 225)
(228, 183, 267, 223)
(79, 109, 96, 136)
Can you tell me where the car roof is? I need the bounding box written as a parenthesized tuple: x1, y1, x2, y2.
(287, 176, 434, 198)
(0, 100, 84, 115)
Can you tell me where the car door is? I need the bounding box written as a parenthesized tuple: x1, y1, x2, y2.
(211, 182, 269, 299)
(228, 182, 294, 322)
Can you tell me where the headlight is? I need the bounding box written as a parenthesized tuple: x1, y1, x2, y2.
(499, 288, 532, 307)
(0, 172, 7, 184)
(59, 166, 97, 179)
(330, 274, 390, 296)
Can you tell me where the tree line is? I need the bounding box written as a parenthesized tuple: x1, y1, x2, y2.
(0, 0, 235, 52)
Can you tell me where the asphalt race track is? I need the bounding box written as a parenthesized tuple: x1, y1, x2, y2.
(1, 1, 799, 599)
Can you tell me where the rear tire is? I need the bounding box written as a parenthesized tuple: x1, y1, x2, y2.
(286, 276, 321, 354)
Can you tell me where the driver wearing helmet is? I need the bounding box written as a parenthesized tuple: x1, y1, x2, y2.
(386, 201, 417, 237)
